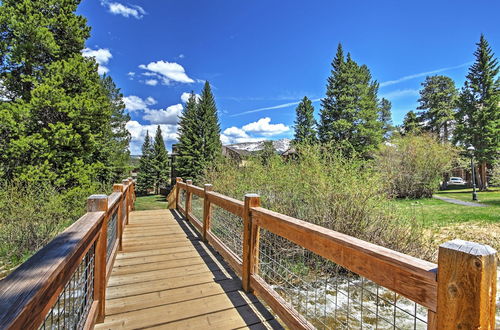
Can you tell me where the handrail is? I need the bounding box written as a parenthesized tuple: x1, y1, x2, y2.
(173, 177, 497, 330)
(0, 178, 136, 329)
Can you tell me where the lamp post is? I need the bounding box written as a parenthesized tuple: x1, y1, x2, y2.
(467, 146, 478, 201)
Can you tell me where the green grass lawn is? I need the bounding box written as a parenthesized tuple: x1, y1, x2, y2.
(134, 194, 169, 211)
(435, 188, 500, 207)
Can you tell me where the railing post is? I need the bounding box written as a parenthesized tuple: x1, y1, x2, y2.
(113, 184, 125, 251)
(185, 179, 193, 217)
(122, 179, 130, 225)
(202, 184, 213, 242)
(87, 194, 108, 323)
(436, 239, 497, 329)
(175, 177, 182, 210)
(128, 178, 135, 211)
(242, 194, 261, 292)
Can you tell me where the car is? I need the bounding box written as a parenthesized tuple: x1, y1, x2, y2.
(447, 177, 466, 185)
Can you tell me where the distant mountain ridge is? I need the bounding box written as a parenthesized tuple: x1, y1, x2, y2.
(225, 138, 291, 154)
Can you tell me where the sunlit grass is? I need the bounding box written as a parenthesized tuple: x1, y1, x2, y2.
(134, 194, 168, 210)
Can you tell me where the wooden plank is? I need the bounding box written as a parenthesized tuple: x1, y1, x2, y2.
(96, 291, 262, 329)
(250, 275, 314, 330)
(206, 231, 243, 276)
(147, 302, 276, 329)
(106, 270, 232, 300)
(251, 207, 438, 311)
(106, 279, 243, 315)
(0, 211, 105, 329)
(115, 245, 196, 260)
(83, 301, 99, 330)
(206, 191, 245, 217)
(113, 250, 206, 267)
(106, 262, 223, 287)
(436, 240, 497, 329)
(119, 241, 195, 253)
(111, 256, 208, 276)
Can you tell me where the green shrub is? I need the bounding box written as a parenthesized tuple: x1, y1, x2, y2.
(0, 181, 108, 269)
(375, 134, 456, 198)
(204, 144, 432, 259)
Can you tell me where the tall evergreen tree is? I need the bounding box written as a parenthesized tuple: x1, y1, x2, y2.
(378, 98, 393, 139)
(454, 35, 500, 189)
(401, 111, 421, 135)
(417, 75, 458, 141)
(0, 0, 128, 187)
(151, 126, 169, 194)
(136, 131, 154, 194)
(319, 44, 383, 156)
(293, 96, 317, 144)
(176, 83, 221, 181)
(176, 93, 201, 181)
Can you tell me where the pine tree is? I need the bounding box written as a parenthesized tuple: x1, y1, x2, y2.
(378, 98, 393, 139)
(293, 96, 317, 144)
(417, 75, 458, 141)
(454, 35, 500, 189)
(319, 44, 383, 156)
(136, 131, 154, 194)
(151, 126, 169, 194)
(0, 0, 128, 188)
(401, 111, 421, 135)
(176, 93, 203, 181)
(176, 83, 222, 181)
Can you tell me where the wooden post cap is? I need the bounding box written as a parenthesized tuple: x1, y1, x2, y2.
(176, 177, 182, 182)
(204, 184, 213, 191)
(186, 179, 193, 185)
(87, 195, 108, 212)
(122, 179, 129, 186)
(437, 239, 497, 329)
(113, 184, 124, 192)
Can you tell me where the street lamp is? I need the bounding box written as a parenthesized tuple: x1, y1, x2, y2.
(467, 145, 478, 201)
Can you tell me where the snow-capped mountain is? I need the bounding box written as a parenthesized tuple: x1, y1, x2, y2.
(225, 138, 291, 154)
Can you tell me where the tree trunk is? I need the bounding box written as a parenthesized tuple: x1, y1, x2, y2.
(479, 162, 488, 191)
(475, 164, 483, 191)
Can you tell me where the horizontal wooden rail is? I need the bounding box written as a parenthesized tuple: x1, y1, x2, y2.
(172, 177, 497, 329)
(0, 178, 136, 329)
(0, 211, 105, 329)
(251, 206, 438, 311)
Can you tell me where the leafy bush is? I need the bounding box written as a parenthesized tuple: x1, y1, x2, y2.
(204, 144, 432, 259)
(375, 134, 456, 198)
(0, 181, 108, 269)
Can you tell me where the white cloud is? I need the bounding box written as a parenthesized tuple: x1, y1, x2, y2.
(143, 104, 183, 125)
(128, 72, 135, 77)
(123, 95, 157, 111)
(82, 48, 112, 75)
(223, 126, 248, 139)
(145, 79, 158, 86)
(178, 54, 185, 59)
(230, 98, 321, 117)
(221, 117, 289, 144)
(181, 92, 201, 103)
(242, 117, 290, 136)
(139, 60, 194, 84)
(126, 121, 178, 154)
(380, 62, 471, 87)
(101, 1, 146, 19)
(381, 89, 420, 100)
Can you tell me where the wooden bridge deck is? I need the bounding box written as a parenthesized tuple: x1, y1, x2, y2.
(95, 209, 282, 329)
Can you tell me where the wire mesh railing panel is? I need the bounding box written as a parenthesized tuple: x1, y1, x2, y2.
(191, 194, 203, 221)
(39, 243, 95, 330)
(258, 230, 428, 330)
(106, 208, 118, 262)
(179, 189, 186, 210)
(210, 205, 244, 259)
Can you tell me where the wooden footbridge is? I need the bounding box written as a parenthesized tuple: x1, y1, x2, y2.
(0, 178, 497, 329)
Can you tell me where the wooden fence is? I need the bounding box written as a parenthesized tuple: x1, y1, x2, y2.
(172, 177, 498, 329)
(0, 178, 136, 329)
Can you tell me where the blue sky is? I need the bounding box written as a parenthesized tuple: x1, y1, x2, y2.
(78, 0, 500, 154)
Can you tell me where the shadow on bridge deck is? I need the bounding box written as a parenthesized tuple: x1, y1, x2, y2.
(95, 208, 283, 329)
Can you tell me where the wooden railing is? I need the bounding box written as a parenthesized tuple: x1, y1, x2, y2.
(171, 177, 498, 330)
(0, 178, 136, 329)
